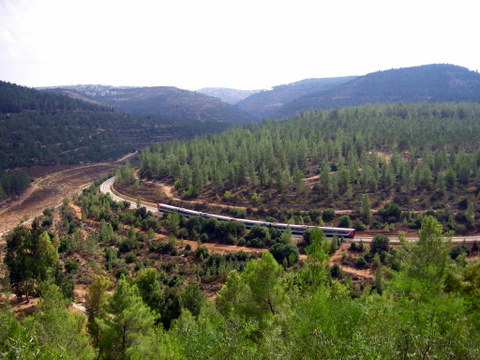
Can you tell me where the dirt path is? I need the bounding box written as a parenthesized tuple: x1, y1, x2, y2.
(0, 163, 115, 240)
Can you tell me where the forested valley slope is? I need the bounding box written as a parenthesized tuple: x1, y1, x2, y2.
(2, 66, 480, 359)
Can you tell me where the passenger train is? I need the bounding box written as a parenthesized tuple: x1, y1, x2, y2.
(158, 203, 355, 238)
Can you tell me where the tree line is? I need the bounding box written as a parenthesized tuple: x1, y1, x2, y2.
(137, 102, 480, 232)
(0, 170, 31, 198)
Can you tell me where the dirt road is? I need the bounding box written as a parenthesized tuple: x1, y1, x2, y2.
(0, 163, 115, 239)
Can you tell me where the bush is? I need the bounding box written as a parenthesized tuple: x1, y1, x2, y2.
(323, 208, 336, 222)
(349, 241, 365, 253)
(153, 242, 177, 256)
(450, 243, 469, 259)
(105, 247, 118, 263)
(116, 268, 128, 279)
(64, 259, 79, 273)
(59, 236, 76, 253)
(330, 264, 342, 278)
(119, 238, 139, 253)
(269, 243, 299, 266)
(338, 215, 352, 228)
(370, 234, 390, 254)
(356, 256, 367, 268)
(125, 252, 136, 264)
(377, 202, 402, 223)
(206, 253, 225, 275)
(195, 246, 209, 259)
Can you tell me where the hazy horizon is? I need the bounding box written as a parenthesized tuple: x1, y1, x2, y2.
(1, 0, 478, 91)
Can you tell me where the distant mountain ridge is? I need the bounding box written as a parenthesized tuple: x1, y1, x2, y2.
(197, 87, 263, 104)
(1, 81, 111, 113)
(274, 64, 480, 118)
(236, 76, 357, 119)
(45, 85, 254, 124)
(0, 82, 231, 169)
(37, 63, 480, 123)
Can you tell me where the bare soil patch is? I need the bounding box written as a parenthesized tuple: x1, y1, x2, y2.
(330, 242, 374, 279)
(0, 163, 114, 239)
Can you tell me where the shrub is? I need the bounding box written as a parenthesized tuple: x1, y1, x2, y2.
(338, 215, 352, 228)
(378, 202, 402, 223)
(323, 208, 336, 222)
(370, 234, 390, 254)
(195, 246, 209, 259)
(125, 252, 136, 264)
(450, 243, 469, 259)
(59, 236, 76, 253)
(356, 256, 367, 268)
(269, 243, 299, 266)
(330, 264, 342, 278)
(64, 259, 79, 273)
(119, 238, 139, 253)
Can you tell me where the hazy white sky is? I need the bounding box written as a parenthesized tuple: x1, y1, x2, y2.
(0, 0, 478, 90)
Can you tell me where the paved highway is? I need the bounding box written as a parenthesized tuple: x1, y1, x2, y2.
(99, 177, 480, 244)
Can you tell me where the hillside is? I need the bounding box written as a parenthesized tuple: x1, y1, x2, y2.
(46, 85, 255, 124)
(138, 102, 480, 235)
(0, 82, 230, 169)
(197, 87, 263, 104)
(2, 183, 478, 358)
(275, 64, 480, 118)
(236, 76, 357, 119)
(0, 80, 110, 113)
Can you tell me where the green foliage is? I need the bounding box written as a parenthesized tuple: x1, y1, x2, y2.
(137, 102, 480, 234)
(0, 170, 31, 198)
(216, 252, 286, 326)
(0, 81, 231, 169)
(337, 215, 352, 228)
(5, 227, 60, 299)
(269, 243, 299, 267)
(115, 162, 137, 186)
(245, 224, 271, 248)
(450, 243, 469, 260)
(64, 259, 79, 273)
(370, 234, 390, 254)
(135, 268, 165, 323)
(97, 277, 156, 360)
(194, 246, 209, 260)
(322, 208, 336, 222)
(360, 193, 372, 224)
(399, 216, 451, 292)
(378, 202, 402, 223)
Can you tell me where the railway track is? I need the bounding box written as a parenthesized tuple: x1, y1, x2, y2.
(99, 177, 480, 244)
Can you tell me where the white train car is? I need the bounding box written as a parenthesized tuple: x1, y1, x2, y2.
(158, 203, 355, 238)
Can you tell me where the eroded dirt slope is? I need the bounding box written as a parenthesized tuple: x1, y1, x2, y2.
(0, 163, 114, 239)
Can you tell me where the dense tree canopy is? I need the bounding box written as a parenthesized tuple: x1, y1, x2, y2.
(138, 102, 480, 232)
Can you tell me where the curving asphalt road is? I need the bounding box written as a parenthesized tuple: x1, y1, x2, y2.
(99, 177, 480, 244)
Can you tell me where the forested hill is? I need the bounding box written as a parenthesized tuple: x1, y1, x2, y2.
(45, 85, 255, 124)
(236, 76, 356, 119)
(0, 81, 230, 169)
(0, 80, 110, 113)
(275, 64, 480, 118)
(139, 102, 480, 234)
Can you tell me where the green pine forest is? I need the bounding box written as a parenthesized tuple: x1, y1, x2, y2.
(3, 96, 480, 359)
(137, 102, 480, 234)
(1, 180, 479, 359)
